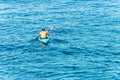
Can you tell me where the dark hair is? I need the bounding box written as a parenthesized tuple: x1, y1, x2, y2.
(42, 28, 45, 31)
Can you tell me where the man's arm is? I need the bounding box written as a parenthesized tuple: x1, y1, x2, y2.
(46, 31, 50, 36)
(39, 32, 41, 37)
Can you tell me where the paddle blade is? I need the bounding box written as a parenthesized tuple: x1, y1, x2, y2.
(50, 26, 56, 30)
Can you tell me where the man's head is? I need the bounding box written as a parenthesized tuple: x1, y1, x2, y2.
(42, 28, 45, 31)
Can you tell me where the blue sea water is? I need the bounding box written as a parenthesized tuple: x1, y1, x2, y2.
(0, 0, 120, 80)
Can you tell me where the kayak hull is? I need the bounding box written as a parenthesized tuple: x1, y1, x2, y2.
(38, 37, 49, 44)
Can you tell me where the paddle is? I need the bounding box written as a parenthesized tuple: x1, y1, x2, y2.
(34, 26, 56, 40)
(50, 26, 56, 30)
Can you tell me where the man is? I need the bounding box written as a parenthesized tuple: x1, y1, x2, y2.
(39, 28, 50, 39)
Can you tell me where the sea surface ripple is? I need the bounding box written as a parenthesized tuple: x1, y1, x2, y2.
(0, 0, 120, 80)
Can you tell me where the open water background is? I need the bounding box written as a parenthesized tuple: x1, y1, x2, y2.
(0, 0, 120, 80)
